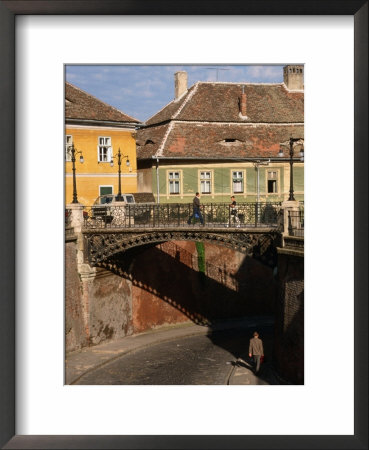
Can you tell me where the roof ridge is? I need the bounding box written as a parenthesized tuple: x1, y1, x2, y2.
(196, 81, 285, 86)
(173, 82, 200, 119)
(155, 123, 173, 158)
(161, 120, 305, 126)
(66, 81, 141, 123)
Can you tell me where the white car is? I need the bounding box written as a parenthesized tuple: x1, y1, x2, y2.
(91, 194, 135, 224)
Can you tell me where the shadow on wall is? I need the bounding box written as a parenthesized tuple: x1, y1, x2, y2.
(98, 240, 278, 333)
(274, 288, 304, 384)
(273, 251, 304, 385)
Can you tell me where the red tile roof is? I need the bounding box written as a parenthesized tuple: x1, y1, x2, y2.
(145, 82, 304, 125)
(138, 81, 304, 160)
(65, 82, 141, 124)
(137, 122, 304, 160)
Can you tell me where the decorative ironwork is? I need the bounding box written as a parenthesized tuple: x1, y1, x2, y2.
(287, 209, 304, 237)
(82, 202, 282, 230)
(69, 143, 84, 204)
(110, 148, 130, 201)
(83, 228, 281, 267)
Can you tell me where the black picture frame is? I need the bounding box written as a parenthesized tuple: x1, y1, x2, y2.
(1, 1, 367, 449)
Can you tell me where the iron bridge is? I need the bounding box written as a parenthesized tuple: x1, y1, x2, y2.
(79, 202, 283, 266)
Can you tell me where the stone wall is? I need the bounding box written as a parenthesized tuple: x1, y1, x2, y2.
(86, 268, 133, 345)
(274, 249, 304, 384)
(65, 237, 87, 352)
(65, 236, 133, 352)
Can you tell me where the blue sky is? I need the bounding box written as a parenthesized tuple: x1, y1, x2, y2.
(66, 65, 284, 122)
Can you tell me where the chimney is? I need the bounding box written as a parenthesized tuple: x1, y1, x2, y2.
(283, 65, 304, 90)
(174, 71, 188, 99)
(240, 86, 247, 116)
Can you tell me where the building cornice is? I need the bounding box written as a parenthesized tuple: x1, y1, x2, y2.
(65, 118, 140, 129)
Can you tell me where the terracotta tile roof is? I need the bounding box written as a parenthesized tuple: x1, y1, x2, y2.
(136, 123, 171, 159)
(138, 81, 303, 160)
(145, 82, 303, 125)
(65, 82, 141, 124)
(137, 122, 304, 160)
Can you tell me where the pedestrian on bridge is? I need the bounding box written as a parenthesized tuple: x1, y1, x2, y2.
(187, 192, 204, 225)
(249, 331, 264, 374)
(229, 196, 240, 227)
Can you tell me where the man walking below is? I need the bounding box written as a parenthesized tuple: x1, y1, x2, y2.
(249, 331, 264, 374)
(187, 192, 204, 225)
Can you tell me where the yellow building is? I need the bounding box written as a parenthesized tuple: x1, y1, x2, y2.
(65, 82, 141, 206)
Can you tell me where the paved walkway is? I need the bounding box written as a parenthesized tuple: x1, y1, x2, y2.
(66, 316, 282, 385)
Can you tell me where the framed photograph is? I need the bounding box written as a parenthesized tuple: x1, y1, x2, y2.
(1, 1, 367, 449)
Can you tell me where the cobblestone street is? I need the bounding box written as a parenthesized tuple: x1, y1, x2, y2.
(73, 323, 283, 385)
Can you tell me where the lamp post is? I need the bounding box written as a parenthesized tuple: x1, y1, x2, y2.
(110, 148, 130, 201)
(278, 137, 304, 201)
(70, 143, 84, 204)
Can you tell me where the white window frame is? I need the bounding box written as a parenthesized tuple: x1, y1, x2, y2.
(168, 171, 181, 195)
(199, 170, 212, 194)
(98, 136, 112, 163)
(266, 169, 279, 194)
(232, 170, 245, 194)
(65, 135, 73, 161)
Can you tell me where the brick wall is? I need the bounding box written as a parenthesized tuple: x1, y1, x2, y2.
(130, 241, 277, 333)
(274, 251, 304, 384)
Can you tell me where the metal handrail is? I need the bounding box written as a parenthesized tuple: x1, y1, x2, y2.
(82, 202, 282, 229)
(288, 210, 304, 237)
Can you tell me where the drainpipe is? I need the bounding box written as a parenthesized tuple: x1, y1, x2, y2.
(156, 158, 160, 204)
(253, 159, 270, 224)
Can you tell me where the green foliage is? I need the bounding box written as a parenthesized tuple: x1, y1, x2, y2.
(195, 241, 206, 273)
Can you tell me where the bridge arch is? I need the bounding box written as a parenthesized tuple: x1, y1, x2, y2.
(83, 227, 281, 267)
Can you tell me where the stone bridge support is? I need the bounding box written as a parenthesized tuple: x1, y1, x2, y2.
(281, 199, 301, 239)
(64, 210, 134, 351)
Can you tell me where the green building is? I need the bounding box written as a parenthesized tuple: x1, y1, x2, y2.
(137, 66, 304, 204)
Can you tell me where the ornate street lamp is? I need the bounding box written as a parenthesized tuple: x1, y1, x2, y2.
(278, 137, 304, 201)
(70, 143, 84, 204)
(110, 148, 130, 201)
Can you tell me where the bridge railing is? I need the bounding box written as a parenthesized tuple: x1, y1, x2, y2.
(82, 202, 282, 229)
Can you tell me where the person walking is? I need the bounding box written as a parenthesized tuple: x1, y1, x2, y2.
(249, 331, 264, 374)
(187, 192, 204, 225)
(229, 195, 240, 227)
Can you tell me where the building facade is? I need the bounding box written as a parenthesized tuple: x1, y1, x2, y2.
(65, 82, 141, 206)
(136, 66, 304, 204)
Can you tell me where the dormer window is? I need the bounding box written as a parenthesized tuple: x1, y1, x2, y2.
(145, 139, 155, 145)
(220, 138, 243, 145)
